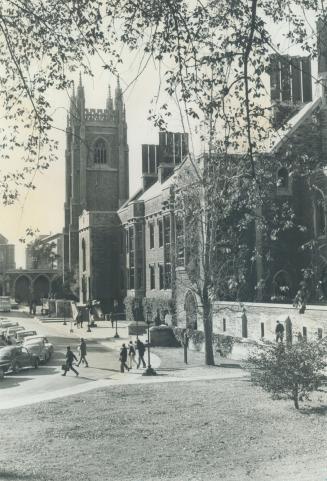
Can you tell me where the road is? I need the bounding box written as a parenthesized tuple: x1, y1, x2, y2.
(0, 311, 132, 408)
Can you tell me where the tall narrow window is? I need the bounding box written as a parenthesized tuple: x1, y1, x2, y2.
(149, 223, 154, 249)
(82, 239, 86, 272)
(261, 322, 265, 338)
(165, 264, 171, 289)
(159, 264, 164, 290)
(94, 139, 107, 164)
(176, 215, 185, 267)
(302, 326, 307, 340)
(149, 265, 155, 289)
(222, 318, 226, 332)
(158, 219, 163, 247)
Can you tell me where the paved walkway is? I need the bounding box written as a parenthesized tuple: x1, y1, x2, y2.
(0, 313, 247, 410)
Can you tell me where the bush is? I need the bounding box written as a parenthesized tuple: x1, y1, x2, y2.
(247, 340, 327, 409)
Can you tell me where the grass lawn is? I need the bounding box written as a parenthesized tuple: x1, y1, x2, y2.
(1, 377, 327, 481)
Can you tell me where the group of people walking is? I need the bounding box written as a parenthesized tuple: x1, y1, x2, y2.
(119, 339, 147, 373)
(61, 337, 147, 376)
(62, 338, 88, 376)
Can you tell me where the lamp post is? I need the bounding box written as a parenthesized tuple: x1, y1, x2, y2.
(142, 306, 157, 376)
(113, 299, 120, 339)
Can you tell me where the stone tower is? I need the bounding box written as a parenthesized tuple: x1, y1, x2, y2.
(63, 76, 129, 276)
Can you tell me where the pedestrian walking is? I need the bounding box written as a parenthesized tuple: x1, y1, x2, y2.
(119, 343, 130, 373)
(77, 338, 89, 367)
(275, 321, 284, 343)
(128, 340, 137, 369)
(136, 339, 146, 368)
(62, 346, 79, 376)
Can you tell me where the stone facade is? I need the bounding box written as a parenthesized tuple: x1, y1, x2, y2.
(62, 77, 129, 306)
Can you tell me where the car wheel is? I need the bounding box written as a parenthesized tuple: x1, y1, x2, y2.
(34, 358, 39, 369)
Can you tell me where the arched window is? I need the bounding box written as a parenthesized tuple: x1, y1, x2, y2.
(82, 239, 86, 272)
(277, 167, 289, 189)
(315, 192, 325, 237)
(94, 139, 107, 164)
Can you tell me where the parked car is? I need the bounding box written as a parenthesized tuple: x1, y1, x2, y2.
(0, 346, 39, 376)
(0, 320, 18, 331)
(23, 336, 53, 362)
(5, 326, 25, 344)
(16, 330, 37, 343)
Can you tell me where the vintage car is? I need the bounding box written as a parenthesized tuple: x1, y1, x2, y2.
(23, 336, 53, 363)
(0, 321, 19, 334)
(0, 346, 39, 376)
(16, 330, 37, 343)
(5, 326, 25, 344)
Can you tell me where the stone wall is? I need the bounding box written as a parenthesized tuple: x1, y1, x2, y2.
(212, 301, 327, 342)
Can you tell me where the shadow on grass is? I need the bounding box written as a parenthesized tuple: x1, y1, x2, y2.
(0, 470, 36, 480)
(300, 404, 327, 416)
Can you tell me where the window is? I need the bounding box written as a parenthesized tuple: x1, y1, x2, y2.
(129, 226, 134, 253)
(317, 328, 323, 339)
(136, 268, 143, 289)
(176, 215, 185, 267)
(129, 268, 135, 290)
(260, 322, 265, 338)
(158, 219, 163, 247)
(164, 216, 171, 245)
(149, 223, 154, 249)
(159, 264, 164, 290)
(222, 318, 226, 332)
(94, 139, 107, 164)
(165, 264, 171, 289)
(81, 239, 86, 272)
(120, 270, 125, 290)
(125, 229, 129, 253)
(149, 265, 155, 289)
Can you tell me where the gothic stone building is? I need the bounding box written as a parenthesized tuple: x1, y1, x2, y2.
(118, 35, 327, 342)
(63, 77, 128, 311)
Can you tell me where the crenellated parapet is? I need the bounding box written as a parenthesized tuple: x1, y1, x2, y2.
(85, 108, 113, 122)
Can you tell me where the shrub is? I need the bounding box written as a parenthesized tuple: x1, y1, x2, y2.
(247, 340, 327, 409)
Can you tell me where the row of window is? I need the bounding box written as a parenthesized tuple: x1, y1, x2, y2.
(149, 217, 170, 249)
(127, 264, 172, 290)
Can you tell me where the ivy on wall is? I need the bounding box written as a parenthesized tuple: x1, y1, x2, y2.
(124, 295, 176, 324)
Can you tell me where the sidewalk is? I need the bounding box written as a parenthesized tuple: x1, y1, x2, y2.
(36, 314, 243, 376)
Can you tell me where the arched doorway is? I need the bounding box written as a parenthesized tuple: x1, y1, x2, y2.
(33, 275, 50, 303)
(15, 276, 32, 304)
(184, 291, 198, 330)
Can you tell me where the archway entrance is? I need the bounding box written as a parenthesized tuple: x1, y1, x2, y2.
(15, 276, 31, 304)
(184, 291, 198, 330)
(33, 276, 50, 303)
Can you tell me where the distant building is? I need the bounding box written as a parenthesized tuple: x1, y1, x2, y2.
(0, 234, 15, 274)
(25, 233, 63, 271)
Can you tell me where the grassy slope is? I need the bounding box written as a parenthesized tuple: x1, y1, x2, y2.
(1, 378, 327, 481)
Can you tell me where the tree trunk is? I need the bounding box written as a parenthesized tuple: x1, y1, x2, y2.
(202, 290, 214, 366)
(293, 384, 299, 409)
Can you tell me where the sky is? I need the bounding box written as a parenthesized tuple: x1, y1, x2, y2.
(0, 52, 188, 268)
(0, 7, 319, 268)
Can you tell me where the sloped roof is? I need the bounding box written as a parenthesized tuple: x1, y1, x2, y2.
(138, 173, 177, 202)
(263, 97, 322, 153)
